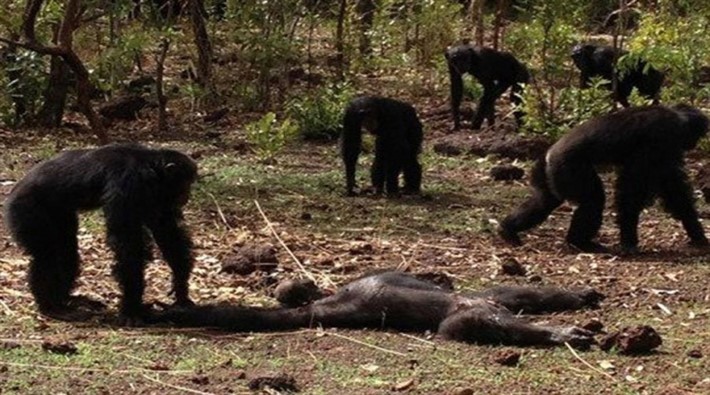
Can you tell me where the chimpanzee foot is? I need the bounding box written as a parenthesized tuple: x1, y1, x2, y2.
(497, 225, 522, 246)
(67, 295, 107, 312)
(117, 304, 154, 327)
(550, 326, 595, 350)
(577, 288, 605, 308)
(39, 305, 96, 322)
(567, 239, 610, 254)
(618, 243, 640, 256)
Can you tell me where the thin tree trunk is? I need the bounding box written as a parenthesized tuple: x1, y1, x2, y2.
(335, 0, 347, 79)
(155, 38, 170, 132)
(37, 56, 71, 127)
(469, 0, 484, 46)
(188, 0, 214, 94)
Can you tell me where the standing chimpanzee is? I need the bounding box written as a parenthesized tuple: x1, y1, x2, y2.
(342, 96, 423, 196)
(445, 44, 530, 131)
(499, 105, 709, 254)
(571, 44, 665, 107)
(4, 143, 198, 324)
(154, 271, 602, 349)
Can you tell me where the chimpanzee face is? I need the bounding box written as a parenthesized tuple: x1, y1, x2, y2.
(445, 46, 473, 75)
(571, 44, 594, 70)
(361, 113, 379, 135)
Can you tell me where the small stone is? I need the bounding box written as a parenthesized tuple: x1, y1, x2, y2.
(687, 349, 703, 359)
(501, 258, 526, 276)
(493, 349, 521, 366)
(41, 339, 78, 355)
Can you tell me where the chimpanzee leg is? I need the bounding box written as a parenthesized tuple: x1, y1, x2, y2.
(470, 285, 604, 314)
(658, 166, 709, 246)
(402, 154, 422, 195)
(438, 304, 594, 349)
(148, 211, 194, 306)
(499, 160, 563, 245)
(29, 210, 80, 315)
(561, 167, 606, 252)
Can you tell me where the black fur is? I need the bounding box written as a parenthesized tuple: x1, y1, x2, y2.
(154, 271, 601, 349)
(571, 44, 665, 107)
(445, 44, 530, 130)
(4, 143, 198, 322)
(342, 96, 423, 196)
(499, 105, 709, 253)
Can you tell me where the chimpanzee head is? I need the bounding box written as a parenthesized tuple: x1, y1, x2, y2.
(571, 44, 596, 71)
(674, 104, 709, 150)
(156, 149, 198, 207)
(445, 45, 476, 75)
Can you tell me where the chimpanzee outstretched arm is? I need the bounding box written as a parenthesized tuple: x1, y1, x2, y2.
(469, 286, 604, 314)
(449, 66, 464, 130)
(148, 209, 194, 306)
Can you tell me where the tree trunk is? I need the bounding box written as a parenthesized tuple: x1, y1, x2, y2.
(335, 0, 347, 79)
(155, 38, 170, 132)
(188, 0, 214, 94)
(492, 0, 508, 50)
(356, 0, 376, 56)
(37, 56, 70, 127)
(469, 0, 484, 46)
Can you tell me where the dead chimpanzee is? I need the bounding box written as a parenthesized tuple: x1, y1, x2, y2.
(571, 44, 665, 107)
(342, 96, 423, 196)
(4, 143, 198, 324)
(445, 44, 530, 131)
(499, 105, 709, 254)
(154, 271, 603, 349)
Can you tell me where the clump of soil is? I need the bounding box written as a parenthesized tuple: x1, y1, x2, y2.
(600, 325, 662, 354)
(42, 339, 78, 355)
(274, 278, 324, 307)
(492, 349, 521, 366)
(500, 258, 527, 276)
(581, 318, 605, 333)
(221, 243, 279, 275)
(490, 164, 525, 181)
(248, 373, 299, 392)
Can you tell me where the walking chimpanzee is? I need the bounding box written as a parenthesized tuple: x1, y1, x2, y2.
(445, 44, 530, 130)
(499, 105, 708, 254)
(4, 143, 198, 324)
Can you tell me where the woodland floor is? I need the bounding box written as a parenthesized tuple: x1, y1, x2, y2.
(0, 97, 709, 395)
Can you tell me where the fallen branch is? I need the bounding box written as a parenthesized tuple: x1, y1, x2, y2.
(564, 342, 617, 381)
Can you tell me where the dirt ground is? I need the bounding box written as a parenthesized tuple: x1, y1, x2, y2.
(0, 103, 709, 394)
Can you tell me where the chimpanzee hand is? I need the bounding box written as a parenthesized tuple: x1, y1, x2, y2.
(550, 326, 596, 350)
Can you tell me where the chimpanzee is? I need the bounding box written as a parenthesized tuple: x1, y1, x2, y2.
(342, 96, 423, 196)
(571, 44, 665, 107)
(499, 105, 709, 254)
(154, 271, 602, 349)
(4, 143, 198, 323)
(445, 44, 530, 130)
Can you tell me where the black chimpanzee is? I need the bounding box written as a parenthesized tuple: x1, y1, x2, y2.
(499, 105, 709, 254)
(4, 143, 198, 323)
(445, 44, 530, 131)
(571, 44, 665, 107)
(154, 271, 602, 349)
(342, 96, 423, 196)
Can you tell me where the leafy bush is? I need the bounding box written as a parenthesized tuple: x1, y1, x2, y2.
(0, 50, 48, 127)
(286, 83, 354, 141)
(245, 112, 298, 161)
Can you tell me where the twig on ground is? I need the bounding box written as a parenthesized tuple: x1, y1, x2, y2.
(206, 191, 231, 229)
(564, 342, 617, 381)
(141, 373, 216, 395)
(0, 361, 192, 375)
(323, 330, 408, 357)
(254, 200, 336, 287)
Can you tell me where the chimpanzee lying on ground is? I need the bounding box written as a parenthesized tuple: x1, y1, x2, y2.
(342, 96, 423, 196)
(4, 143, 198, 324)
(571, 44, 665, 107)
(154, 271, 603, 349)
(445, 44, 530, 130)
(499, 104, 709, 254)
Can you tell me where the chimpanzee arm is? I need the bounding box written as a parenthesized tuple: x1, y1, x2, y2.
(148, 209, 194, 306)
(342, 110, 363, 195)
(104, 199, 151, 321)
(449, 66, 464, 130)
(469, 286, 604, 314)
